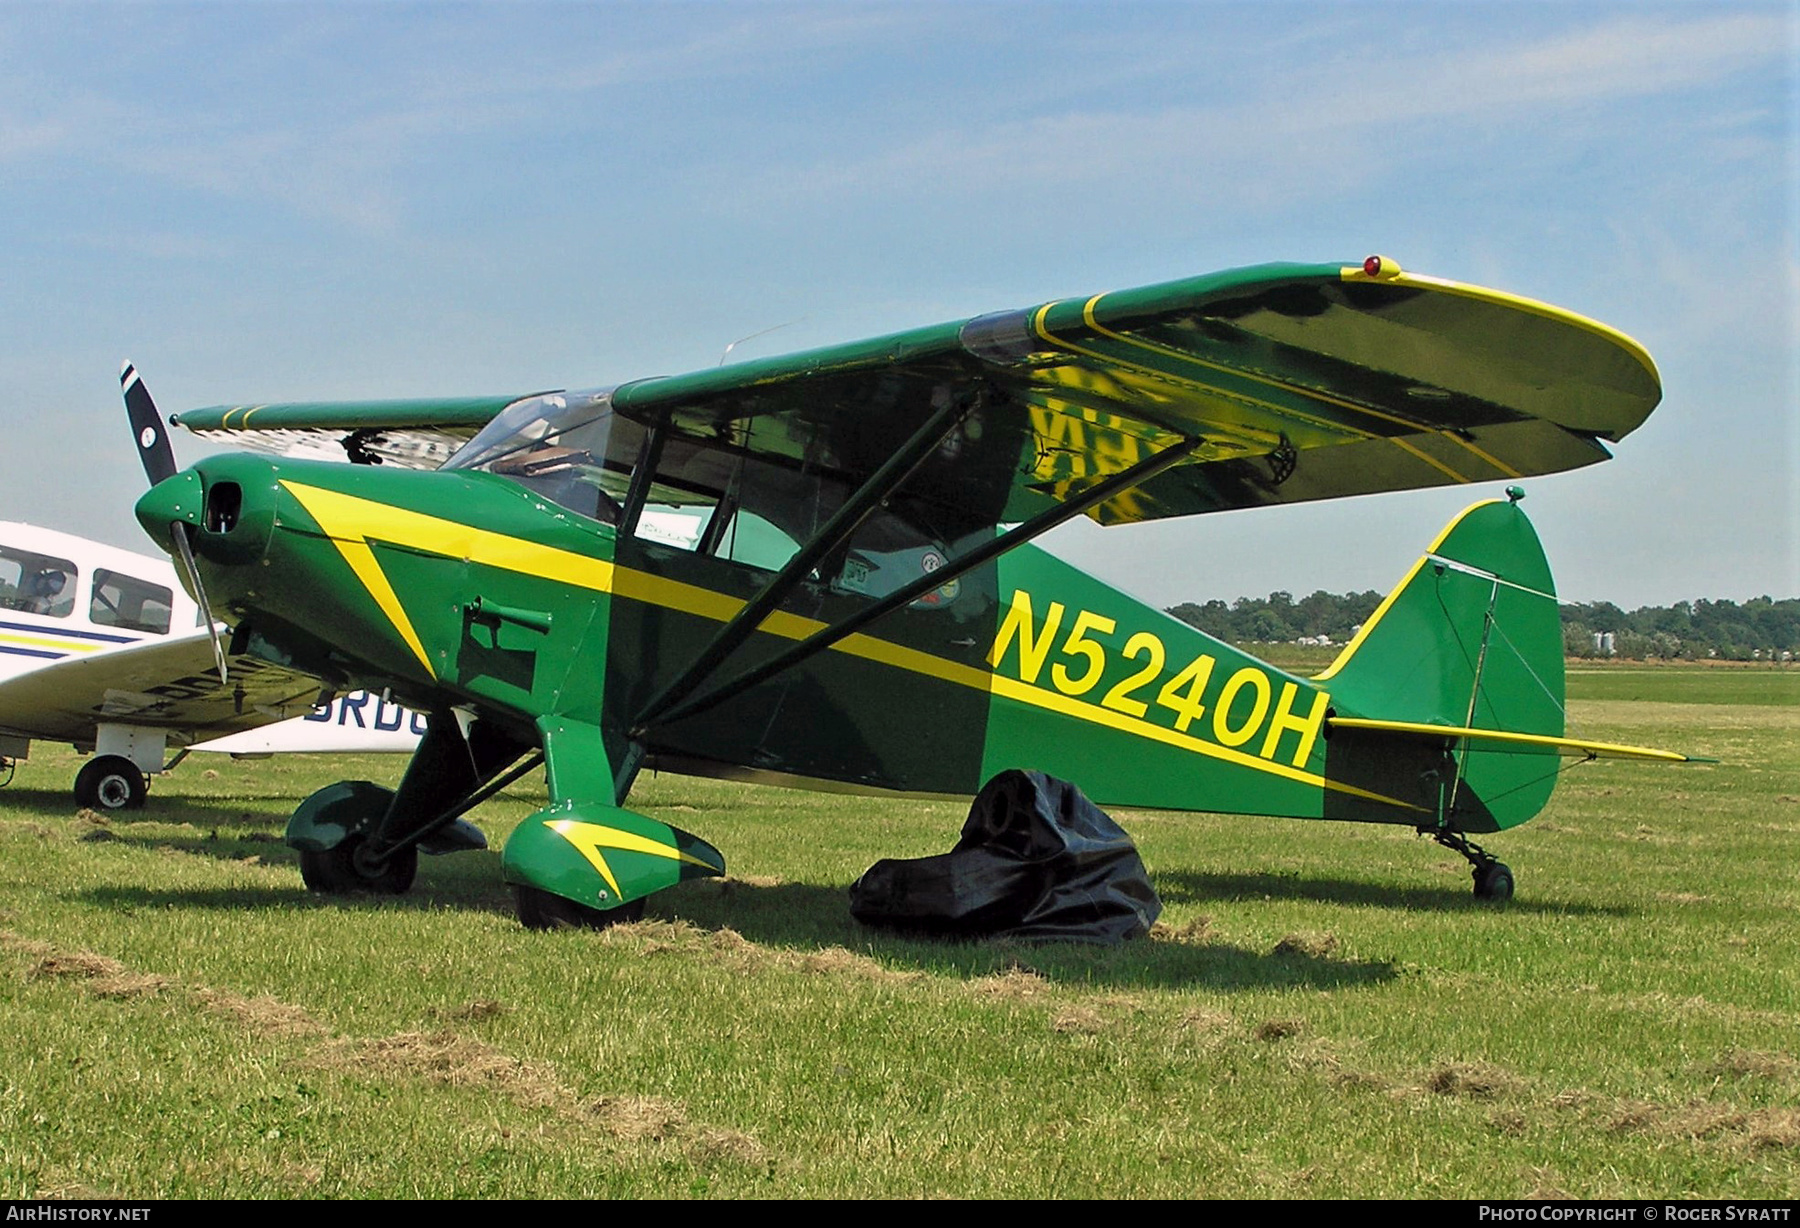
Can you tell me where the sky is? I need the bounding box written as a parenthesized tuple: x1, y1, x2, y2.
(2, 1, 1794, 611)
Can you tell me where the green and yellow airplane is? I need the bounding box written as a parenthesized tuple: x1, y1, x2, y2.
(125, 257, 1698, 926)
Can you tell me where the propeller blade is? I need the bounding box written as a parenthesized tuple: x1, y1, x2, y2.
(121, 361, 178, 487)
(170, 521, 228, 686)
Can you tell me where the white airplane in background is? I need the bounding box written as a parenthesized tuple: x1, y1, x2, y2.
(0, 520, 421, 810)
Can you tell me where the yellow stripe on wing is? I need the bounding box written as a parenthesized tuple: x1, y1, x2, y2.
(1030, 297, 1482, 490)
(1069, 283, 1532, 482)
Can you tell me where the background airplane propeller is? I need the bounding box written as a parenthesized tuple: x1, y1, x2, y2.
(121, 362, 228, 684)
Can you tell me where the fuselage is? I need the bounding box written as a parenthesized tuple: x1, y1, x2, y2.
(135, 449, 1446, 827)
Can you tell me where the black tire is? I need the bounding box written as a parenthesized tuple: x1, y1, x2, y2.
(1473, 861, 1515, 902)
(74, 755, 147, 811)
(513, 885, 646, 931)
(299, 833, 418, 895)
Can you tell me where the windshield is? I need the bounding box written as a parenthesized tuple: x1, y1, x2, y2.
(444, 388, 627, 522)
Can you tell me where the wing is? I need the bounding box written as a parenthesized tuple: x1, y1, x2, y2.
(0, 632, 327, 748)
(169, 259, 1661, 523)
(173, 394, 530, 470)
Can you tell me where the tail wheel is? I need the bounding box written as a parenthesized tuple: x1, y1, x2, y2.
(74, 755, 148, 811)
(513, 885, 645, 930)
(299, 833, 418, 895)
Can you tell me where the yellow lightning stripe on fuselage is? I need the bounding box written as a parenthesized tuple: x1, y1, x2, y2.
(275, 482, 1404, 802)
(281, 481, 618, 678)
(279, 481, 990, 695)
(547, 818, 717, 898)
(624, 565, 1405, 804)
(621, 567, 1404, 801)
(608, 568, 994, 692)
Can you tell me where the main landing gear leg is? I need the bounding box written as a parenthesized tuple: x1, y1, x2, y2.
(1430, 828, 1515, 902)
(290, 711, 528, 897)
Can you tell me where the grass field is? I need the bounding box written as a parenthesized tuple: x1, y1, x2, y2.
(0, 667, 1794, 1198)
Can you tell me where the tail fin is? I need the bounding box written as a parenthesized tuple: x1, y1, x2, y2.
(1316, 495, 1565, 831)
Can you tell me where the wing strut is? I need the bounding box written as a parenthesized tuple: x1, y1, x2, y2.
(631, 391, 982, 731)
(639, 433, 1206, 734)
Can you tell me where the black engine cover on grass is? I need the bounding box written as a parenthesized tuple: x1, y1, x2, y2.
(848, 770, 1161, 942)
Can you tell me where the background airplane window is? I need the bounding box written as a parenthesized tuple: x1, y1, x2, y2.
(90, 569, 174, 635)
(0, 546, 77, 619)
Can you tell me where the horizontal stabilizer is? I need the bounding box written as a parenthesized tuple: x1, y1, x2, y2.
(1327, 716, 1713, 763)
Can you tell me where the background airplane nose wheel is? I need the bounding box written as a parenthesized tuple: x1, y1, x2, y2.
(1473, 860, 1515, 902)
(299, 834, 418, 895)
(513, 885, 646, 930)
(74, 755, 147, 811)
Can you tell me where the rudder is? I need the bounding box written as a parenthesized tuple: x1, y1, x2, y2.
(1315, 495, 1565, 831)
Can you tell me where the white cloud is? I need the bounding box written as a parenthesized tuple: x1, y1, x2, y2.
(734, 10, 1792, 207)
(1328, 11, 1790, 126)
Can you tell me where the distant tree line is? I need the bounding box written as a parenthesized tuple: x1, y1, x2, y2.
(1166, 592, 1800, 661)
(1558, 597, 1798, 661)
(1166, 590, 1384, 646)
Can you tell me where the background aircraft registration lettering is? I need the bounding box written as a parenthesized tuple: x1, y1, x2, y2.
(305, 691, 428, 735)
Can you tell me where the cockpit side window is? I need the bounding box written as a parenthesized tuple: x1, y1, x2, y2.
(0, 545, 77, 619)
(636, 434, 965, 604)
(91, 569, 174, 635)
(633, 438, 806, 570)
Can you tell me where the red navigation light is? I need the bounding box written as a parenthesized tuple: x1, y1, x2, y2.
(1363, 255, 1383, 277)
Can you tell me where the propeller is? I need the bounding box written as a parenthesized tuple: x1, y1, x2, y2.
(122, 361, 177, 485)
(122, 362, 228, 685)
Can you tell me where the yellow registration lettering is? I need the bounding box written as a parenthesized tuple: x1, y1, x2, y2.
(1100, 631, 1166, 718)
(1212, 667, 1271, 747)
(989, 590, 1065, 685)
(1259, 683, 1330, 768)
(1052, 610, 1117, 697)
(1155, 651, 1215, 733)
